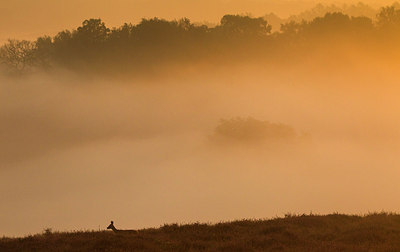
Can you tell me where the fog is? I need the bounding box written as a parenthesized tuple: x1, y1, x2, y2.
(1, 55, 400, 237)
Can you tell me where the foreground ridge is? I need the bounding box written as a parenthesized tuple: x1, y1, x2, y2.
(2, 213, 400, 251)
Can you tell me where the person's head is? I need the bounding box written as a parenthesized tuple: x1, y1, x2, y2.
(107, 221, 114, 229)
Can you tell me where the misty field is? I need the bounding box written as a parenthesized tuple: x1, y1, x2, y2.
(2, 213, 400, 251)
(3, 1, 400, 249)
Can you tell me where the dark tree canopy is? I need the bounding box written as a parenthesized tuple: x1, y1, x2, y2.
(75, 19, 110, 45)
(1, 5, 400, 74)
(218, 15, 271, 37)
(0, 39, 36, 72)
(377, 6, 400, 29)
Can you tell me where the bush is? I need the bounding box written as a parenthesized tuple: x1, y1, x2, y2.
(211, 117, 297, 145)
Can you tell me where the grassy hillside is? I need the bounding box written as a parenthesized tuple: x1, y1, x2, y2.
(2, 213, 400, 251)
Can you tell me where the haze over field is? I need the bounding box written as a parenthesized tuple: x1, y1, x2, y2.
(2, 0, 400, 238)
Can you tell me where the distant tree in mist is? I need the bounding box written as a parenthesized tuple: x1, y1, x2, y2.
(135, 17, 190, 44)
(279, 12, 373, 39)
(35, 36, 53, 68)
(0, 39, 36, 72)
(76, 19, 110, 45)
(280, 20, 305, 36)
(217, 15, 271, 37)
(377, 6, 400, 30)
(287, 2, 377, 23)
(212, 117, 297, 144)
(265, 2, 377, 32)
(47, 17, 213, 71)
(51, 19, 111, 67)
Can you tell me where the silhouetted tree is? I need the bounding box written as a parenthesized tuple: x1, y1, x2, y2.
(134, 18, 186, 45)
(35, 36, 53, 68)
(280, 20, 305, 36)
(306, 12, 352, 35)
(350, 16, 374, 32)
(217, 15, 271, 37)
(75, 19, 110, 46)
(2, 7, 400, 76)
(280, 12, 373, 40)
(109, 23, 135, 44)
(0, 39, 36, 72)
(52, 30, 74, 65)
(377, 6, 400, 29)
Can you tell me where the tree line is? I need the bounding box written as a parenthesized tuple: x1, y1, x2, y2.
(1, 5, 400, 74)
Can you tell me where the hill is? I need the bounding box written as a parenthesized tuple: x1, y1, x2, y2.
(2, 213, 400, 251)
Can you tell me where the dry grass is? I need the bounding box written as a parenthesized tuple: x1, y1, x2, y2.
(2, 213, 400, 251)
